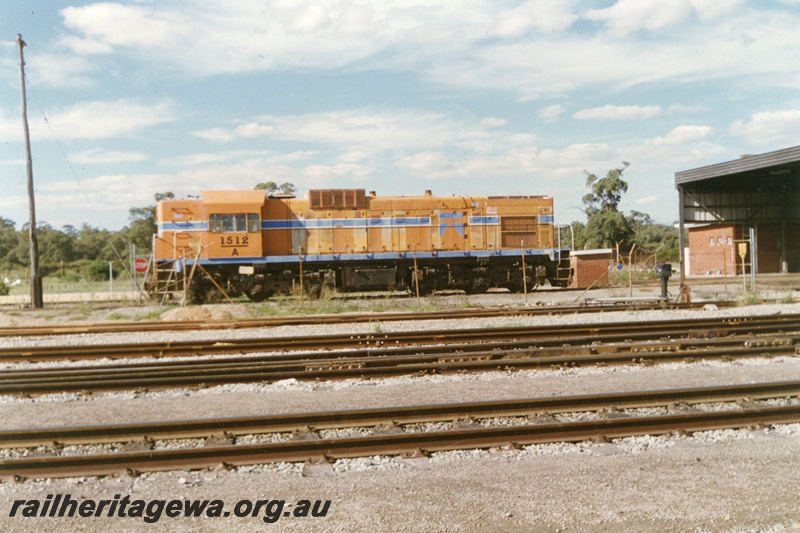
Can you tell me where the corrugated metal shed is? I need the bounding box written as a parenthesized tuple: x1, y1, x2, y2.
(675, 145, 800, 225)
(674, 145, 800, 281)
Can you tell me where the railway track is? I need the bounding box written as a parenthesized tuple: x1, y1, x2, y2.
(2, 330, 798, 395)
(2, 381, 798, 480)
(4, 313, 799, 363)
(0, 301, 731, 338)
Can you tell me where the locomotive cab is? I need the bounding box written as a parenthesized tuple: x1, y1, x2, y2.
(201, 191, 265, 260)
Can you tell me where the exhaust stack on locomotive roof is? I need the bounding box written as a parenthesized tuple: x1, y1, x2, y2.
(149, 189, 572, 303)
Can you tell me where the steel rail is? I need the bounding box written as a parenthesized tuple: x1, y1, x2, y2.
(1, 381, 798, 449)
(5, 329, 796, 376)
(2, 404, 798, 481)
(1, 333, 797, 394)
(4, 313, 800, 363)
(0, 301, 733, 338)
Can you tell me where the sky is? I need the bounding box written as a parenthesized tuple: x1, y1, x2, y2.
(2, 0, 800, 232)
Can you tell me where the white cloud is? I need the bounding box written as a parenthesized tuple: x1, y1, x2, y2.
(39, 99, 177, 140)
(668, 104, 709, 114)
(71, 149, 148, 164)
(60, 3, 184, 50)
(429, 7, 800, 100)
(480, 118, 507, 127)
(625, 124, 715, 163)
(659, 124, 712, 145)
(195, 110, 525, 157)
(56, 1, 491, 75)
(300, 163, 375, 187)
(395, 151, 455, 179)
(636, 195, 659, 205)
(24, 53, 98, 87)
(585, 0, 743, 36)
(730, 110, 800, 146)
(166, 149, 278, 168)
(191, 128, 236, 142)
(489, 0, 578, 38)
(235, 122, 276, 138)
(58, 36, 113, 55)
(573, 105, 662, 120)
(2, 100, 172, 143)
(540, 105, 565, 122)
(49, 1, 800, 102)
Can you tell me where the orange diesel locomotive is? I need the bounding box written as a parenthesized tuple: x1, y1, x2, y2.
(151, 189, 571, 301)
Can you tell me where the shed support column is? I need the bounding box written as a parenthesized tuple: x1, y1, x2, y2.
(678, 185, 686, 285)
(780, 205, 788, 274)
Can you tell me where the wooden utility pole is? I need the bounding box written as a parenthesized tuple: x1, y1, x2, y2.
(17, 34, 43, 308)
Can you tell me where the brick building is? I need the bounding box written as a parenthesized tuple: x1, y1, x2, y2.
(569, 249, 613, 289)
(675, 145, 800, 282)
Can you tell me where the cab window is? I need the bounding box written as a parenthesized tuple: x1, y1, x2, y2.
(209, 214, 259, 233)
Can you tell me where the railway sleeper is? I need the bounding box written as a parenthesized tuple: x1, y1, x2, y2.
(119, 438, 155, 452)
(437, 355, 492, 363)
(204, 432, 234, 446)
(744, 338, 793, 347)
(373, 422, 404, 435)
(292, 427, 320, 441)
(305, 362, 365, 371)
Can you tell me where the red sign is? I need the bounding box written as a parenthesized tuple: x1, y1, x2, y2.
(134, 258, 149, 274)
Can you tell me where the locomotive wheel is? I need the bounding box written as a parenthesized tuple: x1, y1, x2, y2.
(245, 284, 271, 302)
(465, 277, 489, 294)
(507, 277, 538, 294)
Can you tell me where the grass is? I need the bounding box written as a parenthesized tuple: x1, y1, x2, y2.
(247, 288, 462, 318)
(66, 302, 96, 321)
(484, 321, 526, 328)
(141, 306, 177, 320)
(253, 294, 364, 318)
(737, 292, 761, 306)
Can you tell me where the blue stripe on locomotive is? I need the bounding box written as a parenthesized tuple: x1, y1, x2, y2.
(160, 215, 512, 232)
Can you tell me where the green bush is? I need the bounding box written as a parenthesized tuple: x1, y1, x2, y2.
(84, 260, 118, 281)
(0, 282, 8, 296)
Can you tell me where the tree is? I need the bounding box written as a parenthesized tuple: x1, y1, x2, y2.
(580, 162, 633, 249)
(75, 224, 113, 261)
(630, 211, 679, 262)
(0, 217, 20, 266)
(37, 223, 75, 265)
(85, 259, 118, 281)
(583, 210, 632, 250)
(582, 162, 630, 216)
(254, 182, 296, 195)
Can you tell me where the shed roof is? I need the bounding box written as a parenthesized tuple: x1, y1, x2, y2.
(675, 144, 800, 187)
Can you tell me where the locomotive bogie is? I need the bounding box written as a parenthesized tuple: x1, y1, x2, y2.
(150, 189, 572, 302)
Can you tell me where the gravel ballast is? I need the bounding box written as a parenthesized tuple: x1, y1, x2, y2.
(0, 294, 799, 532)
